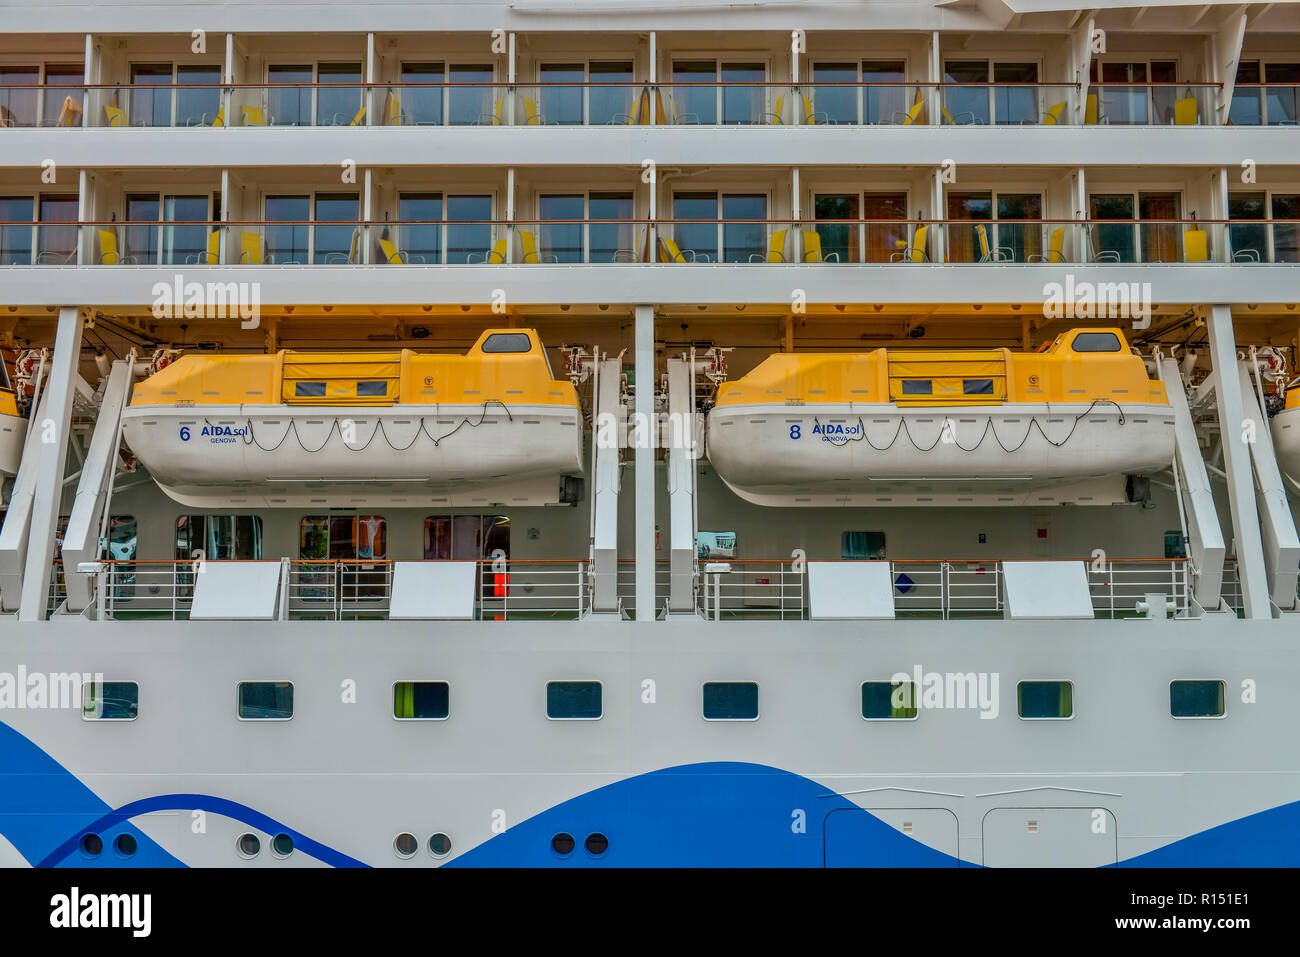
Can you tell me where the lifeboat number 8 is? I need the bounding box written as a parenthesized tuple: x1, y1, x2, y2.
(789, 425, 801, 440)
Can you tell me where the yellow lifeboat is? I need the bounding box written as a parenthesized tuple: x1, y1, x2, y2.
(706, 328, 1174, 507)
(0, 385, 25, 480)
(121, 329, 584, 507)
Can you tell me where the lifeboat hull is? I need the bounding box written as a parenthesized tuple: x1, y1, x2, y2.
(706, 402, 1175, 507)
(0, 412, 27, 479)
(121, 403, 583, 508)
(1271, 407, 1300, 495)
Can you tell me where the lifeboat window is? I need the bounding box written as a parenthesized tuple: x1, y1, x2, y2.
(963, 378, 995, 395)
(294, 381, 327, 397)
(81, 680, 139, 721)
(424, 515, 509, 561)
(702, 681, 759, 721)
(900, 379, 932, 395)
(1070, 332, 1122, 353)
(480, 332, 532, 354)
(175, 515, 264, 561)
(1170, 680, 1226, 719)
(393, 681, 450, 720)
(299, 516, 387, 561)
(1164, 531, 1187, 560)
(237, 681, 294, 720)
(546, 681, 602, 720)
(357, 380, 387, 397)
(1017, 681, 1073, 720)
(862, 681, 918, 720)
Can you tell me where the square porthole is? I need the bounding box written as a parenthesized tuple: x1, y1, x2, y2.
(1170, 680, 1225, 719)
(702, 681, 758, 721)
(546, 681, 602, 720)
(1017, 680, 1073, 720)
(393, 681, 449, 720)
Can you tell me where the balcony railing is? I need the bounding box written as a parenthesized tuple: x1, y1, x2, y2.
(9, 217, 1298, 267)
(2, 79, 1262, 129)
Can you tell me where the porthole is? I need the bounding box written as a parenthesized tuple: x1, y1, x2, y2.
(429, 833, 452, 857)
(237, 833, 261, 858)
(79, 833, 102, 857)
(393, 833, 418, 859)
(113, 833, 138, 858)
(551, 832, 575, 857)
(271, 833, 294, 858)
(585, 833, 608, 857)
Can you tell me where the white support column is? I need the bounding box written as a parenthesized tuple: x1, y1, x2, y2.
(507, 33, 516, 126)
(18, 308, 84, 621)
(590, 358, 622, 613)
(83, 33, 97, 127)
(1072, 16, 1095, 124)
(220, 168, 231, 262)
(634, 304, 655, 621)
(223, 32, 236, 126)
(362, 168, 374, 264)
(666, 358, 695, 614)
(930, 167, 945, 263)
(1158, 356, 1227, 610)
(505, 167, 515, 264)
(1210, 9, 1247, 124)
(791, 167, 802, 263)
(1211, 167, 1229, 262)
(648, 32, 657, 128)
(1239, 361, 1300, 609)
(77, 169, 91, 265)
(365, 32, 377, 126)
(0, 385, 51, 612)
(1205, 305, 1270, 619)
(927, 32, 940, 128)
(61, 359, 133, 614)
(1073, 167, 1087, 261)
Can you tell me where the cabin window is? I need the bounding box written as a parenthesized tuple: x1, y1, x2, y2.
(82, 680, 139, 720)
(901, 379, 932, 395)
(175, 515, 264, 560)
(1170, 680, 1225, 718)
(394, 681, 450, 720)
(702, 681, 759, 720)
(546, 681, 602, 719)
(299, 515, 387, 560)
(356, 380, 387, 396)
(237, 681, 294, 720)
(842, 531, 886, 560)
(963, 379, 995, 395)
(423, 515, 510, 560)
(480, 332, 532, 354)
(429, 833, 452, 856)
(1017, 681, 1073, 719)
(862, 681, 918, 720)
(1071, 332, 1122, 353)
(294, 381, 326, 397)
(696, 531, 737, 559)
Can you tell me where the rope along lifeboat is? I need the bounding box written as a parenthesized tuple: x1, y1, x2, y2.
(121, 329, 584, 507)
(706, 328, 1174, 507)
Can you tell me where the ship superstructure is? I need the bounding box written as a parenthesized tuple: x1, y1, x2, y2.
(1, 0, 1300, 868)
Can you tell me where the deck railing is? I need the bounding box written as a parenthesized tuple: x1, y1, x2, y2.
(7, 79, 1274, 128)
(52, 556, 1192, 622)
(7, 217, 1298, 268)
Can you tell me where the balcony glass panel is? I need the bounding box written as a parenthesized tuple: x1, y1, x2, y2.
(124, 194, 160, 264)
(1228, 192, 1267, 262)
(176, 65, 221, 126)
(721, 194, 766, 262)
(1265, 63, 1300, 125)
(41, 65, 85, 127)
(863, 60, 906, 126)
(589, 61, 634, 125)
(1095, 62, 1148, 125)
(163, 196, 209, 264)
(399, 63, 444, 125)
(129, 64, 173, 127)
(539, 63, 583, 125)
(589, 192, 635, 262)
(722, 63, 764, 125)
(268, 65, 312, 125)
(1229, 61, 1262, 126)
(446, 195, 492, 263)
(812, 63, 857, 124)
(313, 193, 360, 264)
(943, 61, 989, 125)
(995, 193, 1042, 261)
(992, 62, 1037, 125)
(672, 61, 716, 124)
(945, 192, 992, 263)
(397, 193, 442, 263)
(1139, 192, 1181, 263)
(672, 192, 717, 262)
(1274, 194, 1300, 263)
(317, 63, 362, 126)
(1090, 194, 1136, 262)
(449, 65, 494, 126)
(265, 195, 309, 264)
(0, 197, 34, 264)
(37, 195, 78, 264)
(538, 194, 583, 263)
(814, 194, 857, 262)
(0, 68, 38, 127)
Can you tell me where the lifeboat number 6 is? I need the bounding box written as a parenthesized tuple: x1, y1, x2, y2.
(180, 426, 191, 442)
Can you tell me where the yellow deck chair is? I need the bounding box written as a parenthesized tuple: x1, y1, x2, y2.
(1174, 95, 1198, 125)
(348, 106, 366, 126)
(1028, 227, 1065, 263)
(211, 106, 225, 127)
(479, 96, 504, 126)
(1184, 228, 1209, 263)
(104, 105, 127, 128)
(379, 236, 426, 264)
(750, 228, 787, 262)
(800, 230, 840, 263)
(623, 88, 644, 125)
(199, 229, 220, 264)
(518, 230, 554, 264)
(658, 237, 689, 263)
(891, 224, 929, 262)
(1085, 93, 1099, 125)
(98, 229, 122, 264)
(469, 238, 507, 264)
(801, 94, 818, 125)
(239, 232, 263, 264)
(898, 91, 925, 126)
(766, 93, 785, 124)
(1042, 101, 1066, 125)
(384, 89, 401, 126)
(55, 96, 83, 128)
(241, 106, 267, 126)
(523, 97, 545, 126)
